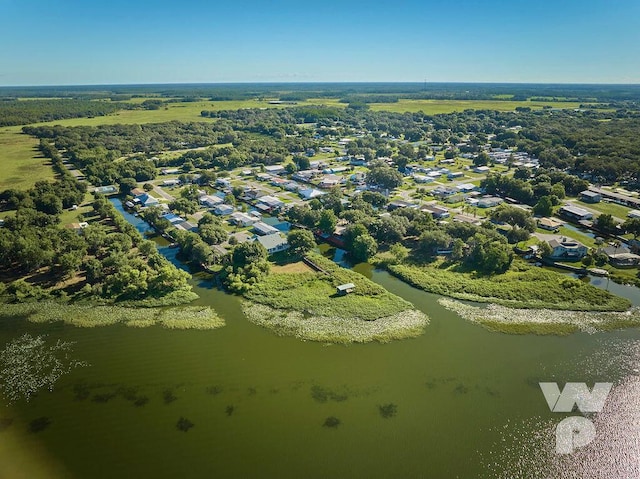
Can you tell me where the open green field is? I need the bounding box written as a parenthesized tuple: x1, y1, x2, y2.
(369, 99, 584, 114)
(0, 128, 54, 190)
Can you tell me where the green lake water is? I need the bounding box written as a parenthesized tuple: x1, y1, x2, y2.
(1, 203, 639, 478)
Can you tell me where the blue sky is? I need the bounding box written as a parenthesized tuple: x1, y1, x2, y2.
(1, 0, 639, 85)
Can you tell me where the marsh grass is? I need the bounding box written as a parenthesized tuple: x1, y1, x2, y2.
(28, 417, 51, 433)
(242, 253, 428, 343)
(205, 385, 223, 396)
(439, 298, 640, 335)
(225, 405, 235, 416)
(378, 403, 398, 419)
(176, 417, 194, 432)
(388, 261, 630, 312)
(162, 389, 177, 404)
(0, 302, 225, 330)
(323, 416, 341, 428)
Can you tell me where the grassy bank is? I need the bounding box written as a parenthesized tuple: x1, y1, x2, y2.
(0, 302, 225, 330)
(242, 254, 428, 343)
(386, 260, 630, 312)
(438, 298, 640, 335)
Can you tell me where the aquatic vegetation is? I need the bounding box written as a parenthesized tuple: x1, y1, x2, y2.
(73, 383, 91, 401)
(134, 396, 149, 407)
(28, 417, 51, 433)
(241, 253, 429, 343)
(453, 384, 469, 395)
(323, 416, 341, 428)
(163, 389, 177, 404)
(311, 385, 349, 403)
(205, 385, 223, 396)
(378, 403, 398, 419)
(92, 392, 117, 403)
(0, 334, 88, 403)
(243, 302, 428, 344)
(225, 405, 235, 416)
(176, 417, 194, 432)
(247, 387, 257, 396)
(0, 302, 225, 330)
(388, 262, 630, 311)
(439, 298, 640, 335)
(0, 417, 14, 431)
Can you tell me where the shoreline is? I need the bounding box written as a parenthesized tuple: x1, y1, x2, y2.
(0, 302, 225, 330)
(438, 297, 640, 335)
(242, 301, 428, 344)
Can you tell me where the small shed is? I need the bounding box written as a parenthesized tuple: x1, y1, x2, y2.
(336, 283, 356, 295)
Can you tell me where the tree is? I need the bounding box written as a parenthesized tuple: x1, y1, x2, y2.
(623, 218, 640, 238)
(232, 241, 267, 268)
(118, 177, 137, 196)
(469, 236, 512, 274)
(143, 183, 154, 192)
(287, 229, 316, 256)
(191, 241, 214, 266)
(199, 223, 228, 245)
(318, 209, 337, 234)
(533, 196, 554, 217)
(537, 240, 553, 259)
(351, 234, 377, 262)
(418, 230, 452, 259)
(473, 151, 490, 166)
(389, 243, 409, 264)
(366, 162, 404, 190)
(594, 214, 618, 234)
(169, 198, 198, 216)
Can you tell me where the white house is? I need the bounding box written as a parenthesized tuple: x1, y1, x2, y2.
(256, 233, 289, 254)
(214, 204, 234, 216)
(548, 237, 588, 260)
(253, 221, 280, 236)
(199, 195, 223, 208)
(230, 212, 256, 227)
(265, 165, 286, 175)
(299, 188, 325, 200)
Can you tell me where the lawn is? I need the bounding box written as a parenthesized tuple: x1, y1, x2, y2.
(0, 128, 54, 190)
(573, 199, 632, 220)
(369, 99, 584, 114)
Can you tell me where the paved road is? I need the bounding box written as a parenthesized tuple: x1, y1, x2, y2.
(153, 186, 175, 202)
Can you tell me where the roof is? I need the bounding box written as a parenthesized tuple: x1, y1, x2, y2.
(253, 221, 280, 235)
(580, 190, 601, 197)
(559, 205, 592, 218)
(256, 233, 288, 251)
(337, 283, 356, 291)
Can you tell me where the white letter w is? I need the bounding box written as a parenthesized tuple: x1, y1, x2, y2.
(539, 382, 612, 413)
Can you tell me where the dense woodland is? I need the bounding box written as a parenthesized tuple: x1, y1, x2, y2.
(0, 99, 123, 126)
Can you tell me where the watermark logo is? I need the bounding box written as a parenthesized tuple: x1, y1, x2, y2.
(539, 382, 612, 454)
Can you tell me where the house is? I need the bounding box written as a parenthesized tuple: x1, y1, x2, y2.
(137, 193, 159, 207)
(547, 237, 588, 260)
(264, 165, 286, 175)
(131, 187, 146, 197)
(580, 190, 602, 203)
(558, 205, 593, 222)
(93, 185, 118, 195)
(162, 213, 186, 224)
(244, 189, 266, 201)
(216, 178, 231, 188)
(336, 283, 355, 295)
(388, 200, 417, 211)
(299, 188, 325, 200)
(214, 204, 234, 216)
(413, 174, 433, 184)
(230, 212, 256, 227)
(477, 196, 503, 208)
(256, 173, 272, 182)
(256, 233, 289, 254)
(538, 217, 563, 232)
(253, 221, 280, 236)
(199, 195, 223, 208)
(599, 244, 640, 267)
(174, 221, 197, 232)
(162, 179, 180, 187)
(257, 195, 285, 211)
(473, 166, 490, 174)
(447, 172, 464, 180)
(421, 204, 450, 219)
(160, 168, 180, 175)
(456, 183, 477, 193)
(628, 210, 640, 219)
(432, 186, 458, 198)
(319, 175, 342, 189)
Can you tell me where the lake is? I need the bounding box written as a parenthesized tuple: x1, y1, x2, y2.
(0, 201, 638, 478)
